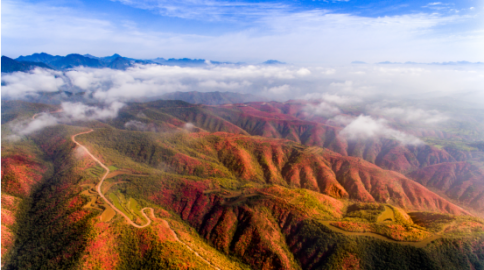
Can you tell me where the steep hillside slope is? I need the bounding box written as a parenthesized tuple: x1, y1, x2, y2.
(1, 140, 53, 262)
(408, 161, 484, 213)
(79, 129, 468, 215)
(105, 100, 484, 213)
(118, 100, 462, 175)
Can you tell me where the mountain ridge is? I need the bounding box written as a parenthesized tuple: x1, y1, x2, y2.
(1, 56, 53, 73)
(7, 52, 284, 72)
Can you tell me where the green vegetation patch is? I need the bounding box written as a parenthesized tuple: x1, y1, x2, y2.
(408, 212, 456, 232)
(127, 198, 147, 224)
(87, 165, 105, 178)
(345, 203, 385, 222)
(108, 192, 133, 220)
(108, 165, 119, 171)
(423, 137, 478, 151)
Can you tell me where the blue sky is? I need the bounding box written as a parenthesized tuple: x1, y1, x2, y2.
(2, 0, 483, 63)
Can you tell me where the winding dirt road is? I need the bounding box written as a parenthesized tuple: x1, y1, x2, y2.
(72, 129, 220, 269)
(72, 129, 152, 228)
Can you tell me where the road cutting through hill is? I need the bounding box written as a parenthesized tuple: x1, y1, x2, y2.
(72, 129, 220, 269)
(72, 129, 152, 228)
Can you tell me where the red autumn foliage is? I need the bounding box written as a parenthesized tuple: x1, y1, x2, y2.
(340, 253, 361, 270)
(1, 154, 47, 197)
(408, 161, 484, 212)
(68, 196, 83, 208)
(81, 222, 119, 270)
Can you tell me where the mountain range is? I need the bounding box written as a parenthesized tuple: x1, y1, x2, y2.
(1, 53, 283, 73)
(1, 56, 53, 73)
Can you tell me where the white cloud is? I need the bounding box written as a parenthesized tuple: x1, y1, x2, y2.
(4, 63, 484, 110)
(1, 69, 65, 99)
(60, 64, 311, 102)
(297, 68, 311, 76)
(423, 2, 448, 9)
(266, 84, 290, 94)
(9, 113, 59, 136)
(112, 0, 288, 21)
(304, 102, 341, 117)
(66, 70, 103, 90)
(329, 115, 354, 127)
(321, 94, 360, 105)
(5, 102, 125, 139)
(303, 93, 361, 106)
(198, 80, 252, 89)
(371, 107, 449, 124)
(60, 102, 125, 121)
(328, 81, 355, 92)
(124, 120, 157, 132)
(340, 115, 423, 145)
(321, 68, 336, 75)
(184, 122, 195, 131)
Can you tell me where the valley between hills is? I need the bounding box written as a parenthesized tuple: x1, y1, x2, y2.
(2, 96, 484, 270)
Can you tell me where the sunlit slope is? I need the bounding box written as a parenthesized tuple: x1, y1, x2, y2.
(114, 100, 484, 214)
(408, 161, 484, 213)
(117, 100, 467, 173)
(79, 128, 468, 215)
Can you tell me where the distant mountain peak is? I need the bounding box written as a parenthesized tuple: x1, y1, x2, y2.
(83, 54, 99, 59)
(111, 53, 121, 58)
(37, 52, 53, 56)
(263, 60, 285, 65)
(100, 53, 124, 61)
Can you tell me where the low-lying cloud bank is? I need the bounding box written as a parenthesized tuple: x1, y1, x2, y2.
(61, 102, 125, 121)
(5, 102, 125, 141)
(2, 68, 66, 97)
(370, 107, 448, 124)
(2, 62, 483, 143)
(9, 113, 59, 138)
(339, 115, 423, 145)
(2, 63, 483, 106)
